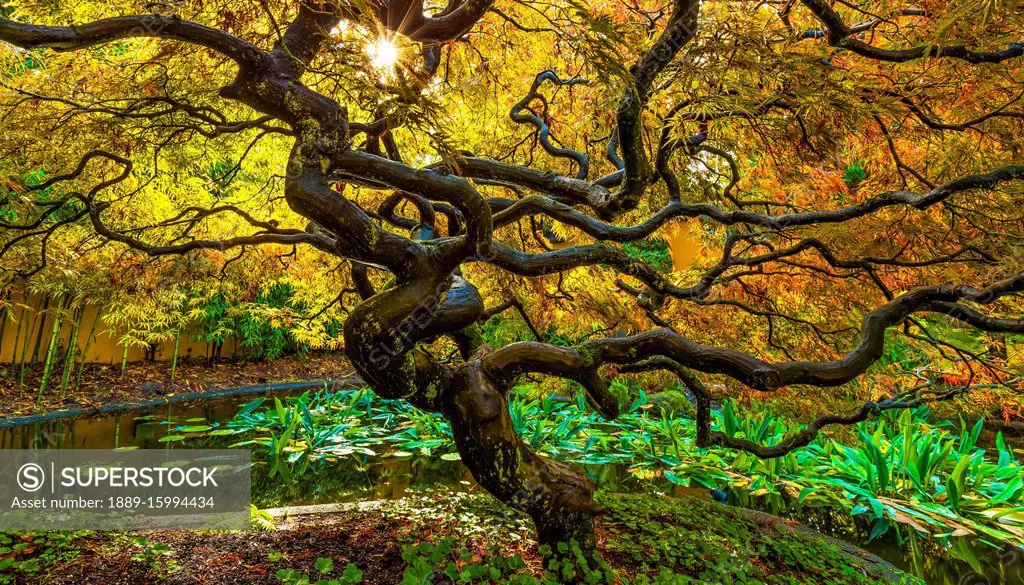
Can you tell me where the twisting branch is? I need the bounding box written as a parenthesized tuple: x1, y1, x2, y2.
(798, 0, 1024, 64)
(615, 0, 700, 212)
(380, 0, 496, 43)
(0, 15, 263, 64)
(572, 274, 1024, 391)
(510, 70, 591, 180)
(482, 342, 620, 419)
(478, 297, 543, 341)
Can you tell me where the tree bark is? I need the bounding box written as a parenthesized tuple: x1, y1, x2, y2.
(443, 358, 600, 549)
(340, 264, 603, 548)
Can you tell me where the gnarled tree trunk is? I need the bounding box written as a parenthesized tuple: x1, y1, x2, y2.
(445, 359, 600, 548)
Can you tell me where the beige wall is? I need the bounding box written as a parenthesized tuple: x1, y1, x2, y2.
(0, 293, 235, 364)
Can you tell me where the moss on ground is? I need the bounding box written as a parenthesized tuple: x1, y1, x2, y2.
(598, 492, 918, 584)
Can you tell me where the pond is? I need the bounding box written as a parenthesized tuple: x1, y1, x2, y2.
(2, 396, 1022, 585)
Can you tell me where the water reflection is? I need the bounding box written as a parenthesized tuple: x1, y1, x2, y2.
(0, 399, 256, 449)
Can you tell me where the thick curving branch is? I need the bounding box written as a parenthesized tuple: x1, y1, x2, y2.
(285, 135, 428, 273)
(652, 165, 1024, 231)
(571, 274, 1024, 392)
(0, 15, 263, 64)
(615, 0, 700, 211)
(272, 1, 356, 76)
(381, 0, 495, 42)
(330, 150, 492, 261)
(456, 156, 617, 213)
(482, 342, 620, 420)
(798, 0, 1024, 64)
(461, 156, 1022, 230)
(926, 302, 1024, 334)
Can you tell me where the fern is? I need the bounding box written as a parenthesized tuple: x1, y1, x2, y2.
(251, 505, 276, 531)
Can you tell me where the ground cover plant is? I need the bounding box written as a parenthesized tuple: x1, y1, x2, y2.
(0, 492, 919, 584)
(211, 387, 1024, 560)
(1, 0, 1023, 567)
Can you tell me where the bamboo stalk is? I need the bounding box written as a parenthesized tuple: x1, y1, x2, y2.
(0, 291, 10, 359)
(75, 306, 103, 392)
(120, 333, 129, 378)
(7, 303, 25, 377)
(170, 330, 181, 381)
(59, 305, 85, 397)
(38, 296, 67, 402)
(17, 299, 42, 385)
(29, 295, 50, 365)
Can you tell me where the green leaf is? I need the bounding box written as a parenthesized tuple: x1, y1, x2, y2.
(663, 471, 687, 485)
(315, 557, 334, 574)
(994, 477, 1023, 502)
(947, 453, 972, 511)
(238, 398, 265, 416)
(158, 435, 187, 443)
(341, 563, 363, 583)
(797, 486, 817, 503)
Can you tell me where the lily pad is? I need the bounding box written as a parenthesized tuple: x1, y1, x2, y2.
(158, 435, 187, 443)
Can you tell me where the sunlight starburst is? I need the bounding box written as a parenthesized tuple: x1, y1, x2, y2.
(367, 37, 400, 73)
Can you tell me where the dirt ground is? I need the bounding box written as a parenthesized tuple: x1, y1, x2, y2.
(44, 513, 416, 585)
(12, 491, 908, 585)
(37, 501, 541, 585)
(0, 353, 356, 419)
(2, 489, 913, 585)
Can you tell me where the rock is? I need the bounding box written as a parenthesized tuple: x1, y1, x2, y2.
(710, 489, 728, 504)
(140, 381, 166, 396)
(649, 390, 696, 417)
(735, 506, 909, 584)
